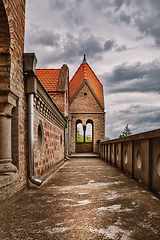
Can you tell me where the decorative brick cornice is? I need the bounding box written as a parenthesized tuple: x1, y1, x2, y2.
(34, 91, 66, 129)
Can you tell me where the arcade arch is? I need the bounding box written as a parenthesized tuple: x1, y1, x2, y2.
(76, 119, 93, 153)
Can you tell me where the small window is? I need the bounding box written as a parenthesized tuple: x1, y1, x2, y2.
(38, 123, 43, 148)
(83, 92, 87, 96)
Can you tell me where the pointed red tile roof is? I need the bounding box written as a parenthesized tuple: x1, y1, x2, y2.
(35, 69, 61, 92)
(69, 57, 104, 107)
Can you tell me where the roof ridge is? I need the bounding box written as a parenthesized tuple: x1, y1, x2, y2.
(83, 63, 87, 80)
(36, 68, 61, 71)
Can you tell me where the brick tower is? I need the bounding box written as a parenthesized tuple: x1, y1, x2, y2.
(69, 55, 105, 154)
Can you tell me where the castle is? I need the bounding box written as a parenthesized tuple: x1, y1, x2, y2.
(1, 0, 160, 204)
(0, 0, 105, 202)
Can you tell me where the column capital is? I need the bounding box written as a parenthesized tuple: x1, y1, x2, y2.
(0, 90, 18, 174)
(0, 90, 18, 105)
(0, 90, 18, 116)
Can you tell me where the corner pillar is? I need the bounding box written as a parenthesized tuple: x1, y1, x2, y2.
(0, 92, 18, 174)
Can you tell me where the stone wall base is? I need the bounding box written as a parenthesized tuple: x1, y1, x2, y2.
(76, 142, 93, 153)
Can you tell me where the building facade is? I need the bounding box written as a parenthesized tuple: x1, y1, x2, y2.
(0, 1, 105, 203)
(0, 1, 68, 203)
(69, 55, 105, 154)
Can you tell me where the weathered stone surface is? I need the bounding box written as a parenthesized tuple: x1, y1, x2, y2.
(0, 156, 160, 239)
(99, 129, 160, 192)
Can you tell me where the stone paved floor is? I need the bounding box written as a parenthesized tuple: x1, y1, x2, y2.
(0, 156, 160, 240)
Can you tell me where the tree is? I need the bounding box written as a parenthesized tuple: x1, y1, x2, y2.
(77, 128, 83, 142)
(119, 124, 132, 138)
(85, 135, 92, 142)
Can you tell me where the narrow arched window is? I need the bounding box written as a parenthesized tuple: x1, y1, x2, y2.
(85, 123, 92, 142)
(76, 122, 83, 143)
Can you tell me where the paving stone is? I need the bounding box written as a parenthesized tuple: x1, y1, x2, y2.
(0, 156, 160, 239)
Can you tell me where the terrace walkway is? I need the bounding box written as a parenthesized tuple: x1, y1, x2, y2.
(0, 154, 160, 239)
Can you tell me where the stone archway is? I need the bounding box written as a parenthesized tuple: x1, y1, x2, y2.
(76, 119, 93, 153)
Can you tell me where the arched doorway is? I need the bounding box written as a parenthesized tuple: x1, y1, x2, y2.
(76, 119, 93, 153)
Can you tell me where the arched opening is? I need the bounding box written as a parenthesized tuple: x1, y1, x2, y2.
(86, 120, 93, 143)
(76, 119, 93, 153)
(77, 122, 83, 143)
(0, 0, 11, 89)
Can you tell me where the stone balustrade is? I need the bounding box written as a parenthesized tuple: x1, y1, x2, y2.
(98, 129, 160, 193)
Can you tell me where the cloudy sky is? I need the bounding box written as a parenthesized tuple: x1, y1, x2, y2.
(25, 0, 160, 139)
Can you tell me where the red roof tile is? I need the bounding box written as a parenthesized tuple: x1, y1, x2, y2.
(35, 69, 61, 92)
(69, 62, 104, 107)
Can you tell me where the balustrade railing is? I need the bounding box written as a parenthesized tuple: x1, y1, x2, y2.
(98, 129, 160, 193)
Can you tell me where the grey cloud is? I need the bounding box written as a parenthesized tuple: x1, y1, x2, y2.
(113, 0, 132, 11)
(49, 0, 67, 11)
(107, 104, 160, 138)
(100, 60, 160, 93)
(91, 0, 112, 11)
(134, 16, 160, 47)
(113, 0, 125, 11)
(27, 25, 60, 47)
(104, 40, 115, 51)
(78, 35, 104, 56)
(97, 0, 160, 47)
(119, 105, 160, 126)
(64, 8, 84, 26)
(115, 44, 127, 52)
(36, 32, 105, 66)
(119, 11, 131, 25)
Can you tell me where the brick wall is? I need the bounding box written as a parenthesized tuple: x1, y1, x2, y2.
(69, 83, 105, 153)
(50, 92, 65, 115)
(33, 108, 65, 178)
(0, 2, 67, 203)
(0, 0, 27, 202)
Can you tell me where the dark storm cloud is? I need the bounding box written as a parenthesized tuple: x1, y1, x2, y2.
(104, 40, 115, 51)
(119, 105, 160, 125)
(38, 33, 105, 65)
(36, 32, 120, 66)
(116, 0, 160, 47)
(135, 16, 160, 47)
(100, 60, 160, 93)
(119, 11, 131, 25)
(27, 25, 60, 47)
(91, 0, 160, 47)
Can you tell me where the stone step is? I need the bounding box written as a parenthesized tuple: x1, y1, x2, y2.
(69, 153, 100, 158)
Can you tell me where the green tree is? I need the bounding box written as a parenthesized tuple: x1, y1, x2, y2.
(85, 135, 92, 142)
(119, 124, 132, 138)
(77, 128, 83, 142)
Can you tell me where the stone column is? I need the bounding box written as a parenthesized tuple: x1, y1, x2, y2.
(83, 125, 86, 143)
(0, 92, 18, 174)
